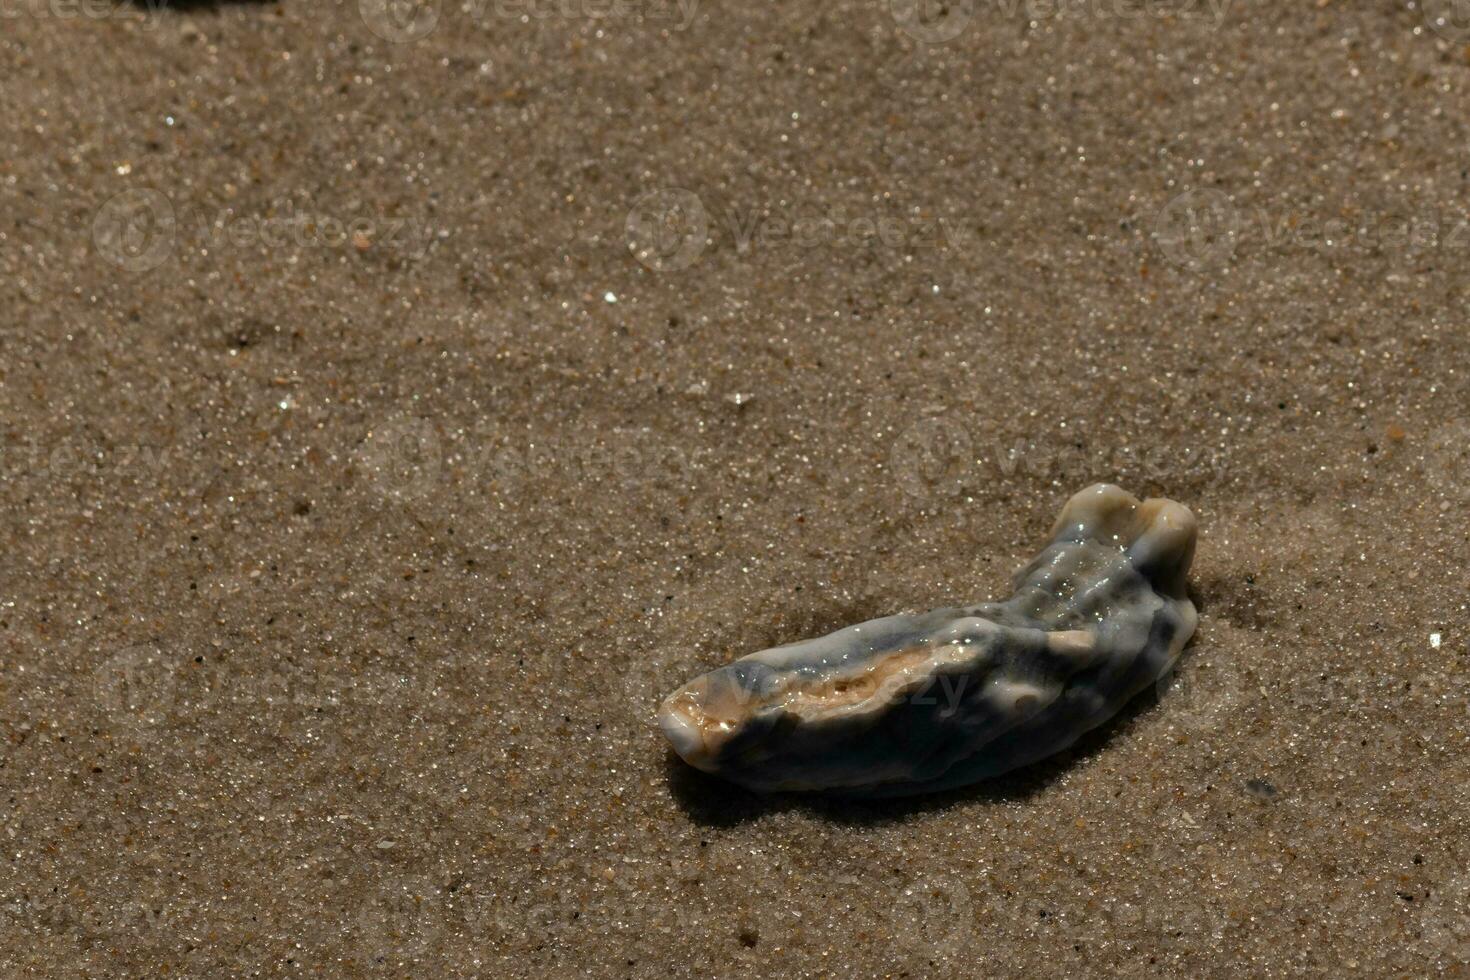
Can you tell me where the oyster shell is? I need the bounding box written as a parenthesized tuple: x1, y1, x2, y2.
(657, 484, 1199, 796)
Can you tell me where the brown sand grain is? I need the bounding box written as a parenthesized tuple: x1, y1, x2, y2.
(2, 0, 1468, 975)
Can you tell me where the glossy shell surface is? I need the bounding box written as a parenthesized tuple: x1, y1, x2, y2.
(657, 484, 1199, 796)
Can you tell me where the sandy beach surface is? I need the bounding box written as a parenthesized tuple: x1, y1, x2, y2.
(2, 0, 1469, 975)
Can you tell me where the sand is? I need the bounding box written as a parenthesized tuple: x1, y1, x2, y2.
(2, 0, 1468, 975)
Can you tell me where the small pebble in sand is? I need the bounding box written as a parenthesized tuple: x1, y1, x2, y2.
(1244, 778, 1280, 801)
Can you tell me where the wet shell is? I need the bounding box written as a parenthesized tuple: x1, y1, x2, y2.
(657, 484, 1199, 796)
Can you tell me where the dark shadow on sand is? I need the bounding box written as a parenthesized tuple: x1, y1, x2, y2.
(128, 0, 277, 11)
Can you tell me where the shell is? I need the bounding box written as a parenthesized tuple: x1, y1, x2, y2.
(657, 484, 1199, 796)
